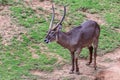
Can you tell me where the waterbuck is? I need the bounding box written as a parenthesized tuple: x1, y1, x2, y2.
(44, 5, 100, 75)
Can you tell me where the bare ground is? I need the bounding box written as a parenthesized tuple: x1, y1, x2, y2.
(30, 47, 120, 80)
(24, 0, 65, 21)
(0, 6, 27, 45)
(82, 12, 106, 25)
(29, 1, 120, 80)
(1, 1, 120, 80)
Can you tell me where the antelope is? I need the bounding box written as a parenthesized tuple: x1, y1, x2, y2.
(44, 5, 100, 75)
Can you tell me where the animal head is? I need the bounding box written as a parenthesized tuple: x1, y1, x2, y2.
(44, 5, 66, 43)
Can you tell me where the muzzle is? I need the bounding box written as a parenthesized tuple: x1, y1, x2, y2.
(44, 38, 50, 43)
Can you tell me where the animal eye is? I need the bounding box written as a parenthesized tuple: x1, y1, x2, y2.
(51, 31, 54, 34)
(46, 31, 48, 33)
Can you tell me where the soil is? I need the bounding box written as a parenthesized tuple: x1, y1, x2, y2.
(25, 0, 65, 21)
(113, 28, 120, 33)
(1, 1, 120, 80)
(0, 6, 27, 45)
(30, 47, 120, 80)
(82, 12, 106, 25)
(29, 1, 120, 80)
(95, 62, 120, 80)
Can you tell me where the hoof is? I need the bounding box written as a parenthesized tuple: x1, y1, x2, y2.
(75, 71, 80, 75)
(86, 62, 91, 66)
(94, 66, 97, 70)
(69, 71, 74, 74)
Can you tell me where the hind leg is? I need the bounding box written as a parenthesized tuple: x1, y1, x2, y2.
(86, 46, 93, 65)
(94, 47, 97, 70)
(93, 39, 99, 70)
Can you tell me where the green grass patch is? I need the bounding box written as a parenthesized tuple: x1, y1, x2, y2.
(10, 5, 46, 28)
(0, 35, 57, 79)
(0, 0, 14, 5)
(54, 0, 103, 12)
(0, 0, 119, 79)
(104, 12, 120, 28)
(99, 26, 120, 53)
(53, 0, 120, 55)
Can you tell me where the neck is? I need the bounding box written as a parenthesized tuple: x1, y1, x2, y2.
(56, 31, 70, 49)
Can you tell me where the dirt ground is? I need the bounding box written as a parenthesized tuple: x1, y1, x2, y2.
(0, 1, 120, 80)
(23, 1, 120, 80)
(0, 5, 27, 45)
(30, 47, 120, 80)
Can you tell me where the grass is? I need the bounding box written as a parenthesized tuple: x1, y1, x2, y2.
(99, 25, 120, 53)
(10, 5, 46, 28)
(53, 0, 120, 52)
(0, 0, 120, 79)
(0, 36, 57, 79)
(54, 0, 120, 27)
(0, 0, 14, 5)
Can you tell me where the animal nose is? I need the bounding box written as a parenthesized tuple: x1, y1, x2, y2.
(44, 39, 47, 42)
(44, 39, 49, 43)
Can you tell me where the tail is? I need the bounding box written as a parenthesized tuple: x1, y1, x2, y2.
(95, 23, 100, 38)
(93, 23, 100, 48)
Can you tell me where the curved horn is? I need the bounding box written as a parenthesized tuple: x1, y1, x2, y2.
(49, 5, 55, 30)
(55, 6, 66, 28)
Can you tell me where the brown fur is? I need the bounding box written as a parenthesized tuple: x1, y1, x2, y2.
(44, 5, 100, 74)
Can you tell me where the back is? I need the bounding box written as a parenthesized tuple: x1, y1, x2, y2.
(80, 20, 100, 47)
(69, 20, 100, 47)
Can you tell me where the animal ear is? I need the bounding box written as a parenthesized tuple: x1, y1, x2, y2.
(57, 24, 62, 31)
(53, 24, 62, 31)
